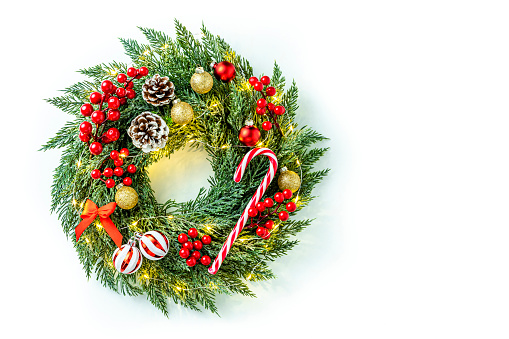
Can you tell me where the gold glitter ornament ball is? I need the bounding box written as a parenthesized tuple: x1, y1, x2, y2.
(170, 99, 194, 125)
(278, 167, 301, 193)
(115, 185, 139, 210)
(190, 67, 214, 94)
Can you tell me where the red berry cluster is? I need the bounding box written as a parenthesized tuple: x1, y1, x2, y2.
(90, 148, 137, 188)
(79, 66, 149, 156)
(247, 189, 296, 239)
(178, 228, 212, 267)
(248, 75, 286, 134)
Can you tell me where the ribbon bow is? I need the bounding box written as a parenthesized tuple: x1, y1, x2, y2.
(75, 199, 122, 248)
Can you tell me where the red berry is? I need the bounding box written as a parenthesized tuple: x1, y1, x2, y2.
(188, 228, 198, 238)
(286, 202, 297, 212)
(202, 235, 211, 245)
(274, 192, 285, 203)
(126, 81, 134, 89)
(102, 134, 112, 144)
(79, 121, 92, 134)
(122, 177, 132, 186)
(264, 198, 274, 208)
(127, 164, 137, 173)
(110, 150, 120, 160)
(256, 202, 266, 212)
(138, 67, 149, 76)
(119, 148, 129, 157)
(264, 220, 274, 230)
(248, 76, 258, 86)
(117, 73, 127, 83)
(80, 104, 93, 117)
(186, 257, 197, 267)
(116, 87, 126, 98)
(179, 248, 190, 258)
(191, 251, 201, 260)
(200, 255, 211, 266)
(283, 189, 293, 199)
(105, 179, 116, 188)
(106, 128, 120, 141)
(101, 80, 114, 94)
(262, 233, 271, 240)
(278, 211, 289, 221)
(274, 106, 286, 115)
(89, 142, 103, 155)
(193, 240, 203, 250)
(248, 207, 258, 217)
(267, 103, 275, 111)
(256, 227, 268, 237)
(126, 89, 136, 99)
(103, 168, 113, 177)
(91, 111, 105, 124)
(90, 92, 102, 104)
(183, 241, 194, 250)
(127, 67, 138, 77)
(256, 107, 266, 115)
(90, 169, 101, 179)
(79, 132, 90, 142)
(113, 167, 124, 177)
(257, 98, 267, 108)
(114, 158, 123, 167)
(119, 97, 127, 106)
(262, 121, 272, 131)
(178, 233, 188, 243)
(266, 86, 276, 96)
(253, 82, 263, 91)
(107, 109, 120, 121)
(108, 97, 120, 110)
(260, 76, 270, 85)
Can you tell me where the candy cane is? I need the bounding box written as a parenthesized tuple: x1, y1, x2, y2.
(208, 148, 278, 275)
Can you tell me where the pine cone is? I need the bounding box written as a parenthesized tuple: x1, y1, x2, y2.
(142, 74, 176, 106)
(127, 112, 169, 153)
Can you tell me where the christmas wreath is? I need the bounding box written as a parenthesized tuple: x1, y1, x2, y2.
(42, 21, 329, 316)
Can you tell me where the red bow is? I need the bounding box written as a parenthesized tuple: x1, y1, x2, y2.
(75, 199, 122, 248)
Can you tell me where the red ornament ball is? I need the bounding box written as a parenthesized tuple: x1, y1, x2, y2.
(264, 220, 274, 230)
(89, 142, 103, 155)
(90, 92, 102, 104)
(213, 61, 236, 82)
(179, 248, 190, 258)
(256, 107, 266, 115)
(183, 241, 194, 251)
(91, 111, 105, 124)
(79, 132, 90, 142)
(115, 87, 126, 98)
(120, 148, 129, 157)
(238, 125, 261, 147)
(79, 121, 92, 134)
(105, 179, 116, 188)
(286, 202, 297, 212)
(127, 164, 137, 173)
(101, 80, 114, 94)
(188, 228, 198, 238)
(278, 211, 289, 221)
(274, 192, 285, 203)
(106, 128, 120, 141)
(256, 227, 268, 237)
(266, 86, 276, 96)
(186, 257, 197, 267)
(193, 240, 203, 250)
(110, 150, 120, 160)
(122, 177, 132, 186)
(202, 235, 211, 245)
(108, 97, 120, 110)
(260, 76, 270, 85)
(138, 67, 149, 77)
(107, 109, 120, 121)
(283, 189, 293, 199)
(127, 67, 138, 77)
(113, 167, 124, 177)
(80, 104, 93, 117)
(262, 121, 272, 131)
(114, 158, 123, 167)
(126, 89, 136, 99)
(191, 251, 201, 260)
(253, 81, 263, 91)
(248, 76, 258, 86)
(257, 98, 267, 108)
(90, 169, 101, 179)
(248, 207, 258, 217)
(274, 106, 286, 115)
(103, 167, 113, 177)
(117, 73, 127, 83)
(200, 255, 211, 266)
(263, 198, 274, 208)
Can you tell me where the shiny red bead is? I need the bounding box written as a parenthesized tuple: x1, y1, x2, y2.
(113, 167, 124, 177)
(179, 248, 190, 258)
(260, 76, 270, 85)
(79, 121, 92, 134)
(117, 73, 127, 83)
(256, 107, 266, 115)
(274, 106, 286, 115)
(127, 164, 137, 173)
(103, 168, 113, 177)
(186, 257, 197, 267)
(266, 86, 276, 96)
(119, 148, 129, 157)
(238, 125, 261, 147)
(286, 202, 297, 212)
(248, 207, 258, 217)
(213, 61, 236, 82)
(178, 233, 188, 243)
(115, 87, 126, 98)
(105, 179, 116, 188)
(126, 89, 136, 99)
(122, 177, 132, 186)
(138, 67, 149, 76)
(193, 240, 203, 250)
(80, 104, 93, 117)
(79, 132, 90, 142)
(91, 111, 105, 124)
(274, 192, 285, 203)
(262, 121, 272, 131)
(257, 98, 267, 108)
(264, 198, 274, 208)
(267, 103, 275, 111)
(114, 158, 123, 167)
(90, 92, 102, 104)
(108, 97, 120, 110)
(248, 76, 258, 86)
(89, 142, 103, 155)
(90, 169, 101, 179)
(202, 235, 211, 245)
(253, 82, 263, 91)
(256, 227, 268, 237)
(101, 80, 114, 94)
(256, 202, 266, 212)
(110, 150, 120, 160)
(183, 241, 194, 250)
(191, 251, 201, 260)
(278, 211, 289, 221)
(264, 220, 274, 230)
(200, 255, 211, 266)
(107, 109, 120, 121)
(188, 228, 198, 238)
(106, 128, 120, 141)
(283, 189, 293, 199)
(127, 67, 138, 77)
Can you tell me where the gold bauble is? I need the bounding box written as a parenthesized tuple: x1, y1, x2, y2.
(190, 67, 213, 94)
(278, 167, 301, 193)
(115, 185, 138, 210)
(170, 99, 194, 125)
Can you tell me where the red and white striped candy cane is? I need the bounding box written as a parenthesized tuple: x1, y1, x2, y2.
(208, 147, 278, 275)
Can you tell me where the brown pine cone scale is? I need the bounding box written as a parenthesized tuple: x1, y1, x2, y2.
(142, 74, 175, 106)
(127, 112, 169, 153)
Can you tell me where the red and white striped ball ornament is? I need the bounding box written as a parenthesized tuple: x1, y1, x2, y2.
(138, 231, 169, 260)
(112, 240, 143, 274)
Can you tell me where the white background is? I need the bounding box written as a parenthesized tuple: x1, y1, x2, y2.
(1, 0, 508, 337)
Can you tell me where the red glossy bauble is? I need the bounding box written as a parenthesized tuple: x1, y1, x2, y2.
(283, 189, 293, 199)
(191, 251, 201, 260)
(106, 127, 120, 141)
(90, 169, 101, 179)
(193, 240, 203, 250)
(80, 104, 93, 117)
(248, 76, 258, 85)
(91, 111, 105, 124)
(101, 80, 114, 94)
(213, 61, 236, 82)
(200, 255, 211, 266)
(186, 257, 197, 267)
(107, 109, 120, 121)
(262, 121, 272, 131)
(286, 202, 297, 212)
(79, 132, 90, 142)
(256, 227, 268, 237)
(110, 150, 120, 160)
(179, 248, 190, 258)
(90, 92, 102, 104)
(105, 179, 116, 188)
(256, 107, 266, 115)
(183, 241, 194, 251)
(274, 106, 286, 115)
(238, 125, 261, 147)
(117, 73, 127, 83)
(253, 82, 263, 91)
(108, 97, 120, 110)
(126, 89, 136, 99)
(114, 158, 123, 167)
(202, 235, 211, 245)
(127, 67, 138, 77)
(113, 167, 124, 177)
(264, 220, 274, 230)
(119, 148, 129, 157)
(248, 207, 258, 217)
(79, 121, 92, 134)
(122, 177, 132, 186)
(257, 98, 267, 108)
(263, 198, 274, 208)
(278, 211, 289, 221)
(178, 233, 188, 243)
(115, 87, 126, 98)
(138, 67, 149, 76)
(266, 86, 276, 96)
(188, 228, 198, 238)
(256, 202, 266, 212)
(260, 76, 270, 85)
(103, 168, 113, 177)
(267, 103, 275, 111)
(274, 192, 285, 203)
(89, 142, 103, 155)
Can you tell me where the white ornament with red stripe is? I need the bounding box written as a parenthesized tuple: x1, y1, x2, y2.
(138, 231, 169, 260)
(112, 239, 143, 274)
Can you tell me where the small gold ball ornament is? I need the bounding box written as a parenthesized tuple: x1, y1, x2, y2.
(170, 99, 194, 125)
(115, 185, 139, 210)
(190, 67, 214, 94)
(278, 167, 301, 193)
